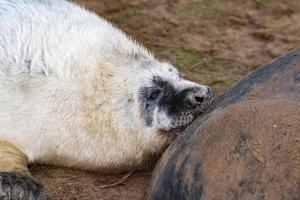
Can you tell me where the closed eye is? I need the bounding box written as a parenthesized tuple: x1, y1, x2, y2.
(149, 89, 162, 101)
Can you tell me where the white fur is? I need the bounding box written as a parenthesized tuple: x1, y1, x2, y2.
(0, 0, 206, 171)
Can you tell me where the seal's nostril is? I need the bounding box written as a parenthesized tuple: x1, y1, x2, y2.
(195, 96, 204, 103)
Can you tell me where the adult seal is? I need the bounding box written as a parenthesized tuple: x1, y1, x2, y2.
(150, 48, 300, 200)
(0, 0, 213, 199)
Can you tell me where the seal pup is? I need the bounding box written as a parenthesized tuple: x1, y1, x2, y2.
(0, 0, 213, 199)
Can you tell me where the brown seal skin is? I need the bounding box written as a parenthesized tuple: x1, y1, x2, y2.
(149, 48, 300, 200)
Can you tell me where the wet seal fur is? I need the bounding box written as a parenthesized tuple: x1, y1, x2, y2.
(0, 0, 213, 199)
(150, 48, 300, 200)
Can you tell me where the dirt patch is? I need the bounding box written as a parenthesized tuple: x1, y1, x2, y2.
(30, 165, 151, 200)
(29, 0, 300, 199)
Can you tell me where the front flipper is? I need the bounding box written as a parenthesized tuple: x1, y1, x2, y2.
(0, 140, 45, 200)
(0, 172, 45, 200)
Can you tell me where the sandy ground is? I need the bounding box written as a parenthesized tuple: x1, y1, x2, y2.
(30, 165, 151, 200)
(29, 0, 300, 199)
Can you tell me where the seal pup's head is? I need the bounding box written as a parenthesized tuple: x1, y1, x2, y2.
(137, 61, 212, 133)
(79, 26, 214, 169)
(100, 53, 213, 138)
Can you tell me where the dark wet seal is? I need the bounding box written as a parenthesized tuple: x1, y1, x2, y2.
(232, 132, 252, 155)
(294, 72, 300, 82)
(150, 156, 203, 200)
(149, 48, 300, 200)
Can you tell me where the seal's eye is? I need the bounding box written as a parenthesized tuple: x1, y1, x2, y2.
(149, 89, 162, 101)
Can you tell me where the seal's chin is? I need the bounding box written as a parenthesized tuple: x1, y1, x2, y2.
(158, 112, 198, 134)
(159, 120, 193, 137)
(170, 113, 196, 130)
(160, 104, 212, 134)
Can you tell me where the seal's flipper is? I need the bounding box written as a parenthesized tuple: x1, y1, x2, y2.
(0, 140, 28, 174)
(0, 140, 45, 200)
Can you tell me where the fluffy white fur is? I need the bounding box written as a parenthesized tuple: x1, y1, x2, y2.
(0, 0, 207, 172)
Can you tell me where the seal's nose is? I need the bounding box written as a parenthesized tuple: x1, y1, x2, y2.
(190, 86, 213, 106)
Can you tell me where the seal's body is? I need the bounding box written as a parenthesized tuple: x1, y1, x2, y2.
(0, 0, 212, 199)
(150, 49, 300, 200)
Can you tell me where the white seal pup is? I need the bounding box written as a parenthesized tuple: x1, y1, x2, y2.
(0, 0, 212, 199)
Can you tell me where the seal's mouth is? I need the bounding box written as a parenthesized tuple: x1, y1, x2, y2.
(163, 96, 214, 132)
(170, 107, 208, 129)
(159, 113, 199, 136)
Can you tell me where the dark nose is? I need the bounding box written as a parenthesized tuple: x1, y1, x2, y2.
(190, 87, 213, 106)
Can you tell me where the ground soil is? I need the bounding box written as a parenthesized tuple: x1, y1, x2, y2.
(29, 0, 300, 199)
